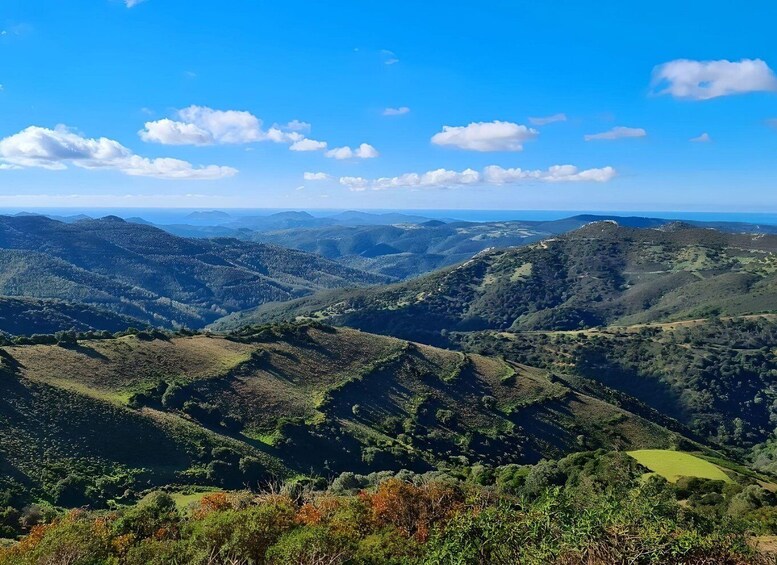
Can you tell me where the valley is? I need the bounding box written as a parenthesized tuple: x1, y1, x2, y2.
(2, 215, 777, 563)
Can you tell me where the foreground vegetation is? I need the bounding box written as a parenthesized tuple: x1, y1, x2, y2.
(1, 323, 687, 524)
(3, 451, 777, 564)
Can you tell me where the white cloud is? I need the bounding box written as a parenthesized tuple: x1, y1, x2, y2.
(283, 120, 311, 132)
(140, 118, 213, 146)
(652, 59, 777, 100)
(339, 177, 369, 191)
(303, 172, 331, 181)
(141, 107, 261, 145)
(325, 143, 379, 160)
(690, 132, 712, 143)
(290, 138, 327, 151)
(125, 0, 147, 7)
(483, 164, 616, 183)
(139, 106, 316, 150)
(431, 121, 538, 152)
(339, 164, 615, 191)
(0, 125, 236, 180)
(383, 106, 410, 116)
(528, 113, 567, 126)
(584, 126, 647, 141)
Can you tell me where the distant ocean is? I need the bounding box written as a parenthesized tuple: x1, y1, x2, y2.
(2, 207, 777, 226)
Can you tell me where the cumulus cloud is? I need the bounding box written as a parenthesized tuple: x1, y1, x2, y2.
(652, 59, 777, 100)
(339, 177, 369, 191)
(339, 164, 615, 191)
(483, 164, 616, 183)
(383, 106, 410, 116)
(0, 125, 236, 180)
(325, 143, 379, 160)
(690, 132, 712, 143)
(431, 121, 538, 152)
(528, 113, 567, 126)
(290, 138, 327, 151)
(303, 172, 331, 181)
(140, 118, 214, 146)
(139, 106, 326, 151)
(283, 120, 311, 132)
(584, 126, 647, 141)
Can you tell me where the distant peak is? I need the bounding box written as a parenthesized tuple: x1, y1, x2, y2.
(99, 215, 127, 223)
(657, 221, 696, 232)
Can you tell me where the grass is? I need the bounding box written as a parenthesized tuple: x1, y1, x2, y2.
(627, 450, 732, 483)
(170, 489, 221, 511)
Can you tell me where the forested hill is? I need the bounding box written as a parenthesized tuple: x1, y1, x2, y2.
(0, 296, 143, 336)
(213, 221, 777, 342)
(0, 323, 685, 513)
(0, 215, 387, 330)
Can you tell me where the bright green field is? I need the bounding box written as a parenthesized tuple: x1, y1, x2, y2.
(627, 450, 733, 483)
(170, 489, 221, 511)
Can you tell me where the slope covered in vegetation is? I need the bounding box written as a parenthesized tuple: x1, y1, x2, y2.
(454, 316, 777, 465)
(0, 296, 141, 336)
(217, 222, 777, 342)
(0, 215, 386, 331)
(0, 323, 688, 521)
(3, 450, 776, 564)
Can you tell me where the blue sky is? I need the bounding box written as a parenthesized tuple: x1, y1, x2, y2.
(1, 0, 776, 211)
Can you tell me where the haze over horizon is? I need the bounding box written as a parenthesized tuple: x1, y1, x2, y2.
(1, 1, 777, 211)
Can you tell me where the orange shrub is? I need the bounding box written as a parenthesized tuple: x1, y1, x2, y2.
(192, 492, 231, 519)
(363, 479, 463, 542)
(295, 502, 323, 525)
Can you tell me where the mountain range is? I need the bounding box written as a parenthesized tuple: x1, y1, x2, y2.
(0, 215, 386, 332)
(2, 214, 777, 558)
(153, 211, 777, 280)
(216, 221, 777, 342)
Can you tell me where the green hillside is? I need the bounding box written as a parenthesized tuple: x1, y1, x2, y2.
(0, 323, 687, 513)
(0, 296, 142, 336)
(0, 215, 387, 331)
(455, 316, 777, 454)
(246, 220, 551, 279)
(215, 222, 777, 341)
(165, 213, 777, 281)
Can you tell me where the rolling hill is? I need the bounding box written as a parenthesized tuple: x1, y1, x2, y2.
(244, 220, 551, 279)
(0, 296, 143, 336)
(152, 213, 777, 281)
(0, 215, 387, 331)
(0, 323, 688, 511)
(454, 316, 777, 464)
(215, 222, 777, 342)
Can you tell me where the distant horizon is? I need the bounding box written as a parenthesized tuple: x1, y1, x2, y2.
(4, 207, 777, 226)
